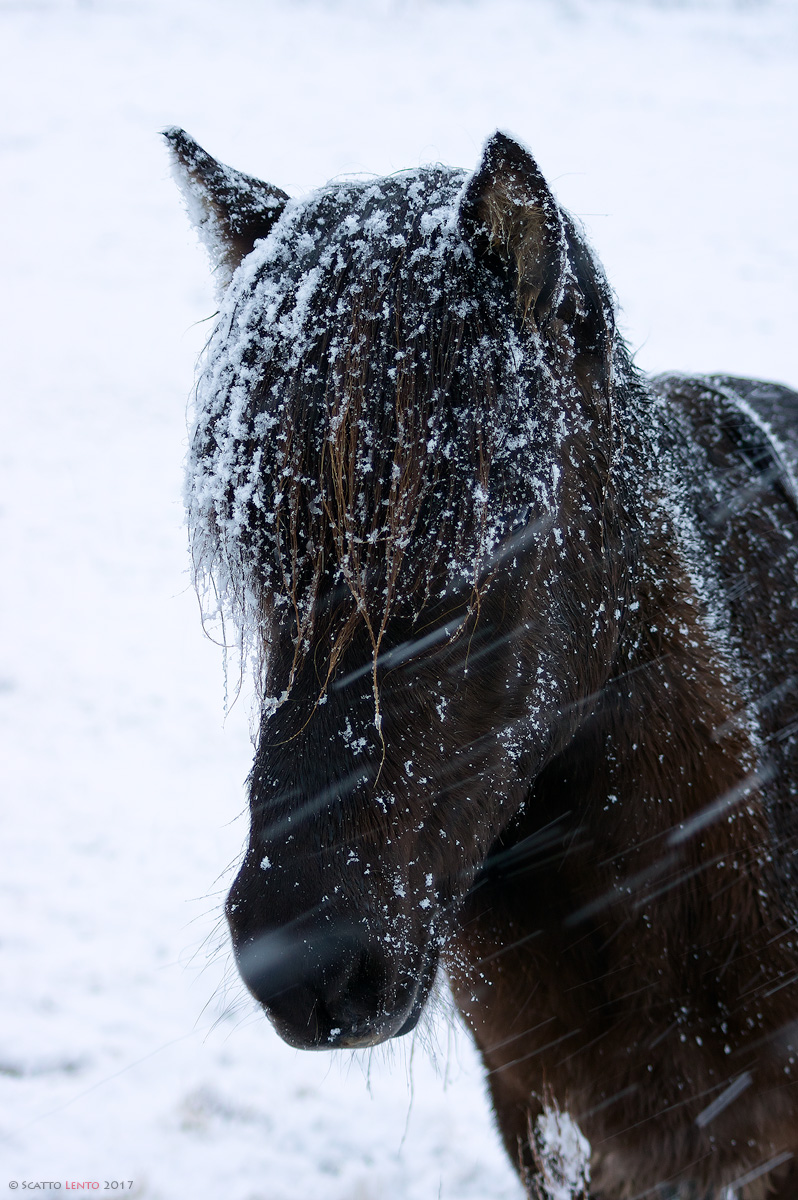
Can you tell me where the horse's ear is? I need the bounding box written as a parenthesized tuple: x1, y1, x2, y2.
(459, 132, 566, 324)
(163, 127, 288, 296)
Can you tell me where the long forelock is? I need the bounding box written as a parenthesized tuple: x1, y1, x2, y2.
(187, 169, 552, 707)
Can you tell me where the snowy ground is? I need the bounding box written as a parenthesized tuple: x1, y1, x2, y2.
(1, 0, 797, 1196)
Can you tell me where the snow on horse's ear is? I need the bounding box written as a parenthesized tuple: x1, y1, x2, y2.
(458, 131, 568, 326)
(163, 127, 287, 296)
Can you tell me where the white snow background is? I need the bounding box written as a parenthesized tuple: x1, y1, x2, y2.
(1, 0, 797, 1196)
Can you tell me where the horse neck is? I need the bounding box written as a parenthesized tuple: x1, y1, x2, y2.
(573, 512, 777, 933)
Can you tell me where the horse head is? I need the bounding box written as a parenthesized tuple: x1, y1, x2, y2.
(168, 128, 629, 1050)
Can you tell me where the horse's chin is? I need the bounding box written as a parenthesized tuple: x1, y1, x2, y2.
(269, 1015, 399, 1050)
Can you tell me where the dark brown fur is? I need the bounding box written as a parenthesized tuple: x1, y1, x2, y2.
(167, 126, 798, 1199)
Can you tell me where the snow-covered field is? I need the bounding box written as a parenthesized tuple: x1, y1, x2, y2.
(1, 0, 796, 1195)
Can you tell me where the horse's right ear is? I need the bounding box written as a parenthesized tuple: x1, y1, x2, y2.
(163, 128, 288, 296)
(459, 132, 567, 325)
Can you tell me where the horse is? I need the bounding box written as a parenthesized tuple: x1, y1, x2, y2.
(166, 126, 798, 1199)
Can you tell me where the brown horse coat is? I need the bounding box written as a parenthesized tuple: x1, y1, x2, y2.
(168, 126, 798, 1199)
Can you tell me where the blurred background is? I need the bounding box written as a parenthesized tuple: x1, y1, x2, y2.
(1, 0, 796, 1196)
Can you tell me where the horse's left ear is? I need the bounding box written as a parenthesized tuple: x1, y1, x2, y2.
(163, 127, 288, 296)
(459, 132, 567, 324)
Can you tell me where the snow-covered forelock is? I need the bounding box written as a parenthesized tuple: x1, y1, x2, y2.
(185, 167, 570, 712)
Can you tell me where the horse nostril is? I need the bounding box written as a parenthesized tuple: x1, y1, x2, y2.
(233, 925, 401, 1048)
(234, 928, 316, 1007)
(235, 925, 358, 1002)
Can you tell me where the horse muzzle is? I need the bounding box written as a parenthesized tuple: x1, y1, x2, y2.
(231, 921, 439, 1050)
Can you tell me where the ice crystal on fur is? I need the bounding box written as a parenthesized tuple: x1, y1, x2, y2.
(530, 1103, 591, 1200)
